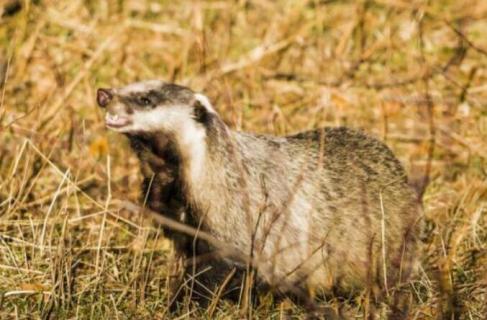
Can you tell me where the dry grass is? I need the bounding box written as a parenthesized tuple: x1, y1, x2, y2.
(1, 0, 486, 319)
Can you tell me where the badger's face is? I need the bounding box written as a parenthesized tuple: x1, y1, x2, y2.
(96, 80, 215, 134)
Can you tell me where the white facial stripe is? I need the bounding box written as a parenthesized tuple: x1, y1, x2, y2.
(119, 80, 164, 95)
(133, 107, 191, 132)
(194, 93, 216, 113)
(179, 121, 207, 183)
(108, 107, 185, 132)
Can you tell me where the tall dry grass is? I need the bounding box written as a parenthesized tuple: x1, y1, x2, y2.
(0, 0, 486, 318)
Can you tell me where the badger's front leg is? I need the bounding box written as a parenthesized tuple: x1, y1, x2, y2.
(138, 168, 191, 308)
(165, 223, 193, 310)
(165, 217, 224, 309)
(167, 229, 244, 310)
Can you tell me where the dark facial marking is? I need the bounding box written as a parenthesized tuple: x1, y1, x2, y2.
(118, 83, 195, 112)
(159, 83, 194, 104)
(120, 90, 175, 109)
(139, 96, 151, 106)
(146, 90, 169, 106)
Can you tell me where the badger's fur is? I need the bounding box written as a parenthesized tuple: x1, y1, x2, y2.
(97, 80, 422, 312)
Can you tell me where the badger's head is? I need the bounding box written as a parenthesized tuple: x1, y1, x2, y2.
(96, 80, 216, 135)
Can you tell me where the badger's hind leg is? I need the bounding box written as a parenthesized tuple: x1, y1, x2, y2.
(377, 218, 421, 319)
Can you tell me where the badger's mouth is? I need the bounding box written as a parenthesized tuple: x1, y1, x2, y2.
(105, 113, 131, 128)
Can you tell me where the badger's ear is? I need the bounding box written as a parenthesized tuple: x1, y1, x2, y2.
(193, 93, 217, 125)
(194, 93, 216, 114)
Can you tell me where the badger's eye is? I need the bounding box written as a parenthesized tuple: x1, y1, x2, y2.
(139, 97, 151, 106)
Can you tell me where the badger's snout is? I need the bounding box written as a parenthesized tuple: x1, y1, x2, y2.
(97, 88, 113, 108)
(97, 88, 132, 130)
(105, 113, 131, 128)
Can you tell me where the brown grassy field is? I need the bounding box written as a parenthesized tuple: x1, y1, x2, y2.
(1, 0, 486, 319)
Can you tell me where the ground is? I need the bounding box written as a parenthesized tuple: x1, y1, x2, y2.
(0, 0, 486, 319)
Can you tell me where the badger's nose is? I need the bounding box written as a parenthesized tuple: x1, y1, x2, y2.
(97, 88, 113, 108)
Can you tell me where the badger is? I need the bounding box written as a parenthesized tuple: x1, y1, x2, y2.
(96, 80, 422, 315)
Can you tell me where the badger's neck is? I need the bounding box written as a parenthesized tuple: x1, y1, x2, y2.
(176, 120, 210, 186)
(128, 116, 242, 226)
(174, 117, 240, 215)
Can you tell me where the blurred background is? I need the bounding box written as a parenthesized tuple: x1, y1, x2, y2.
(0, 0, 486, 318)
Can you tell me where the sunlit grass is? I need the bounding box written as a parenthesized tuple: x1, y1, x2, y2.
(0, 0, 486, 318)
